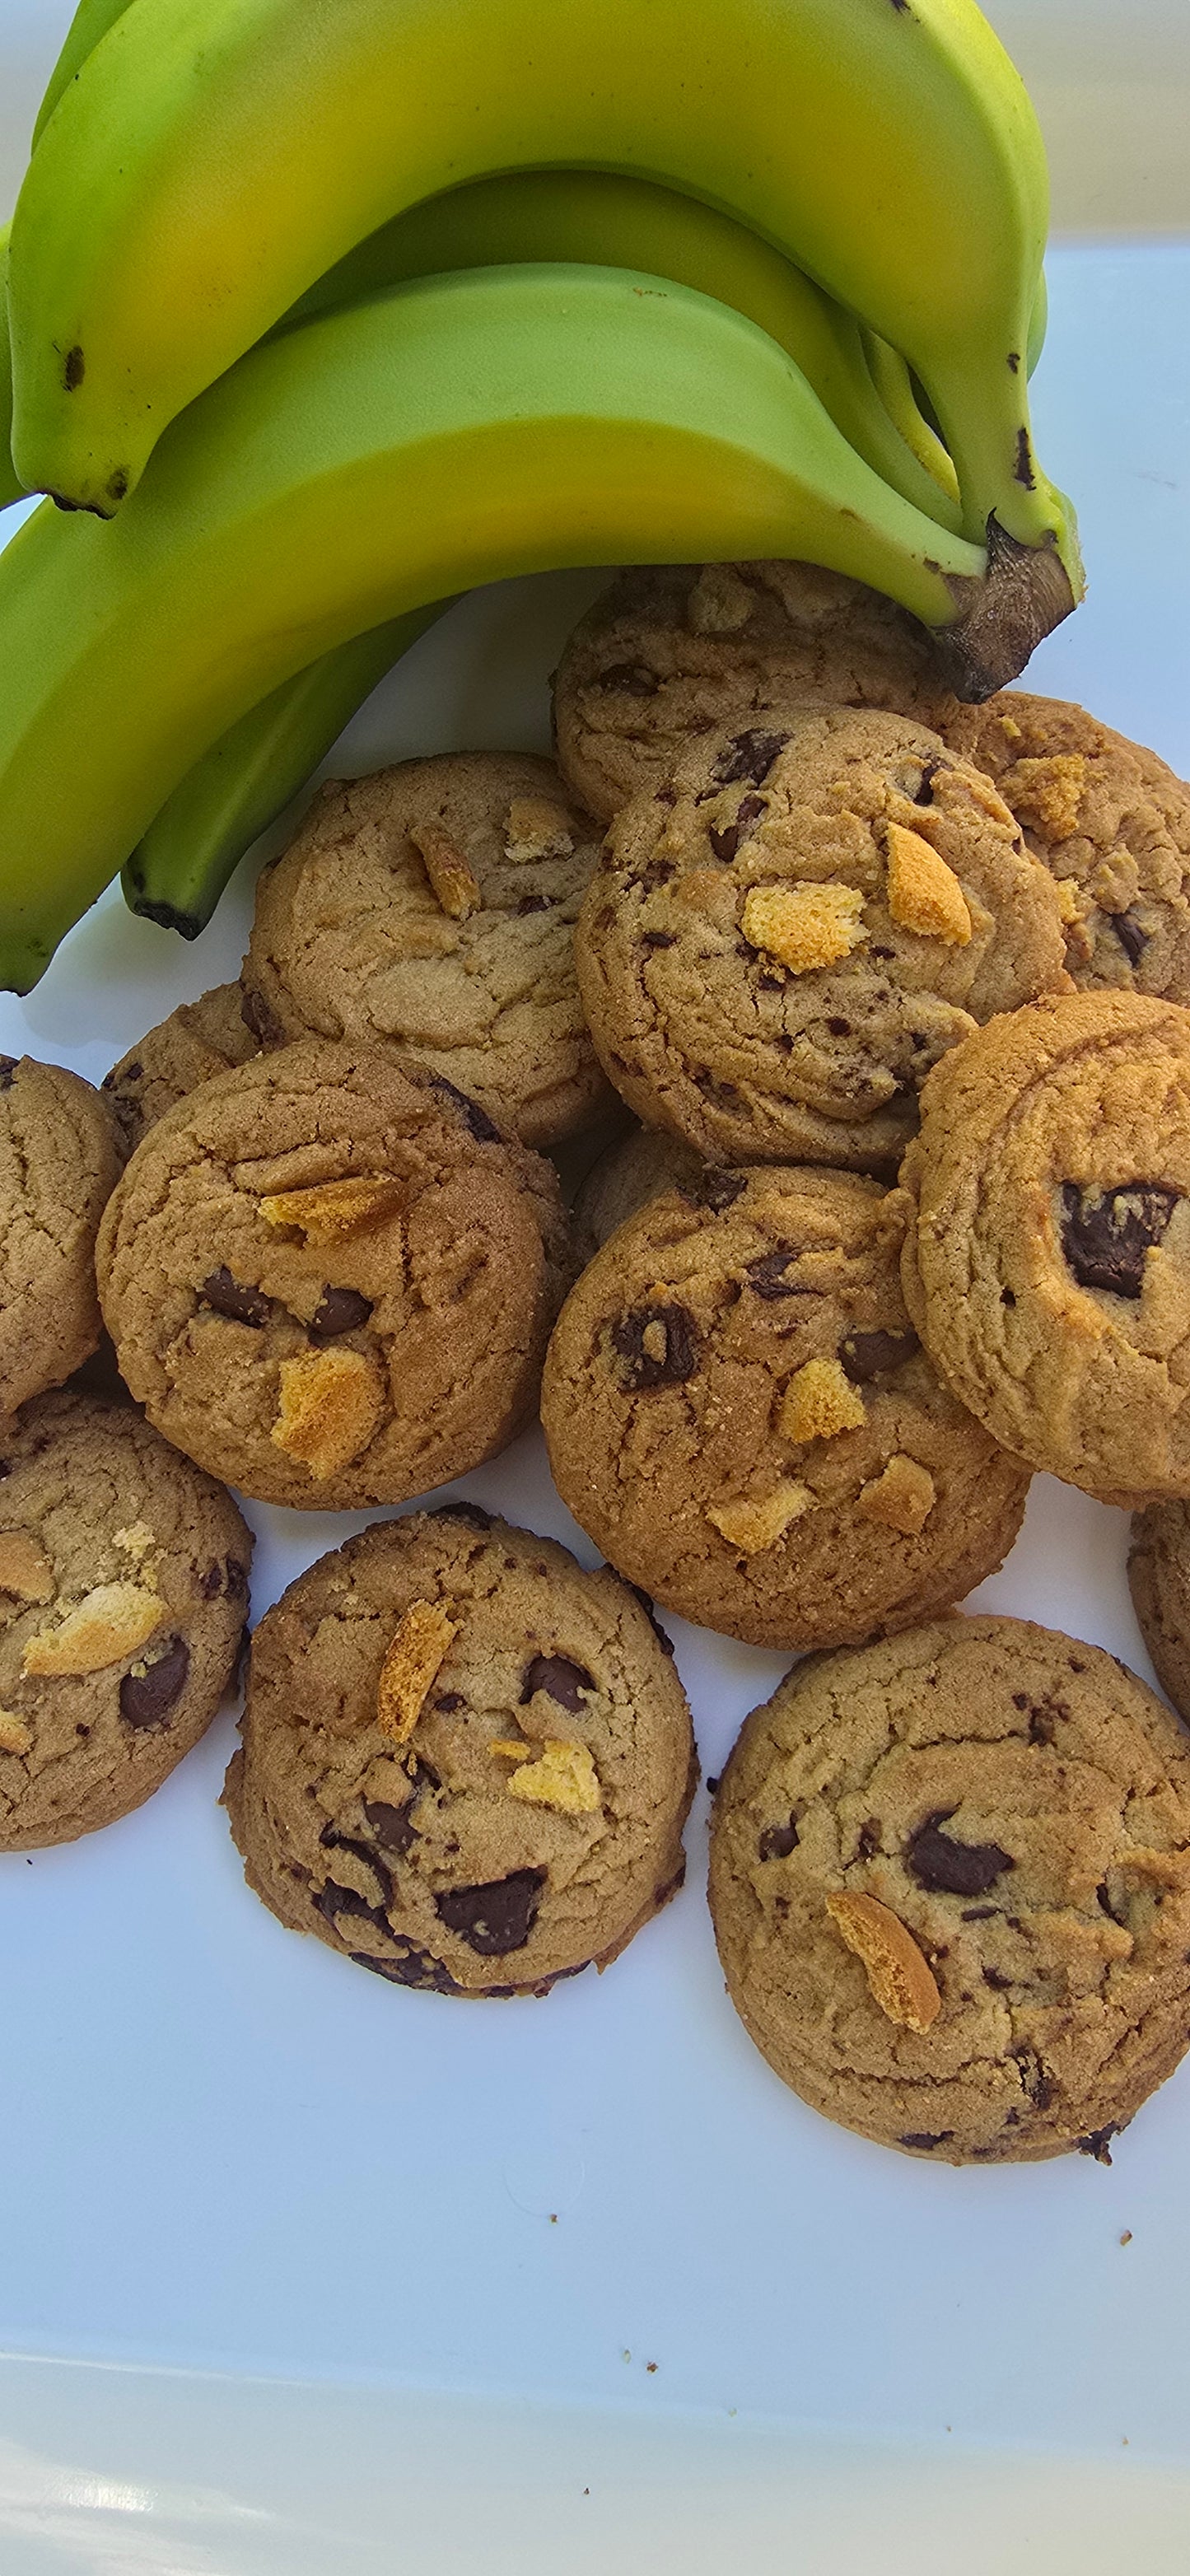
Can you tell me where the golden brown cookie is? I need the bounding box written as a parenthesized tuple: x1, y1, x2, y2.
(96, 1042, 572, 1510)
(0, 1054, 124, 1418)
(226, 1505, 695, 1995)
(242, 753, 611, 1147)
(572, 1124, 703, 1264)
(895, 990, 1190, 1504)
(553, 561, 954, 821)
(709, 1615, 1190, 2163)
(0, 1389, 251, 1850)
(103, 983, 259, 1153)
(542, 1166, 1030, 1650)
(576, 706, 1070, 1171)
(1128, 1500, 1190, 1724)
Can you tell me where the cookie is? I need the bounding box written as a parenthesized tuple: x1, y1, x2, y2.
(1128, 1500, 1190, 1724)
(553, 560, 954, 823)
(0, 1054, 124, 1419)
(226, 1505, 695, 1996)
(939, 693, 1190, 1002)
(572, 1124, 702, 1263)
(242, 753, 611, 1148)
(0, 1388, 252, 1850)
(96, 1042, 572, 1511)
(103, 982, 258, 1153)
(541, 1166, 1030, 1651)
(576, 706, 1070, 1171)
(895, 990, 1190, 1504)
(709, 1614, 1190, 2163)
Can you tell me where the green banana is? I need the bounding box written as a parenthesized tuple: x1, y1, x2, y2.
(122, 609, 445, 936)
(0, 229, 26, 513)
(8, 0, 1078, 638)
(0, 262, 995, 993)
(861, 331, 963, 513)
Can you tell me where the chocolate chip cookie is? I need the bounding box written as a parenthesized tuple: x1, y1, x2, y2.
(542, 1166, 1030, 1651)
(895, 990, 1190, 1503)
(0, 1388, 251, 1850)
(242, 754, 611, 1148)
(226, 1505, 695, 1996)
(553, 561, 954, 822)
(1128, 1500, 1190, 1724)
(0, 1054, 124, 1418)
(939, 693, 1190, 1002)
(709, 1614, 1190, 2163)
(576, 706, 1070, 1171)
(572, 1124, 703, 1264)
(104, 983, 258, 1153)
(96, 1042, 572, 1511)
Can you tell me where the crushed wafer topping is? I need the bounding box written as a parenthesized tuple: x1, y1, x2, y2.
(707, 1482, 815, 1554)
(272, 1347, 385, 1479)
(22, 1581, 164, 1677)
(0, 1710, 32, 1755)
(377, 1600, 458, 1744)
(1054, 877, 1083, 926)
(686, 564, 755, 636)
(856, 1454, 936, 1536)
(885, 823, 973, 945)
(1007, 752, 1086, 841)
(260, 1174, 404, 1244)
(741, 881, 866, 975)
(504, 795, 575, 862)
(490, 1735, 601, 1815)
(780, 1357, 866, 1444)
(408, 817, 483, 918)
(826, 1890, 941, 2032)
(0, 1531, 55, 1603)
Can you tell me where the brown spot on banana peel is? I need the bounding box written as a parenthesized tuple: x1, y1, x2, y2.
(1007, 352, 1022, 375)
(931, 516, 1078, 702)
(1014, 427, 1037, 490)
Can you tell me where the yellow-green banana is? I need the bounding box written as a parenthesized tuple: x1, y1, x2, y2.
(10, 0, 1078, 635)
(0, 230, 26, 513)
(0, 263, 996, 993)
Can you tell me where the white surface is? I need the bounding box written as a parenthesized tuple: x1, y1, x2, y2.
(1, 138, 1190, 2576)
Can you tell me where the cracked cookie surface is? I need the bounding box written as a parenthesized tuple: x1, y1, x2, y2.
(576, 705, 1070, 1170)
(0, 1054, 124, 1417)
(542, 1167, 1029, 1650)
(895, 990, 1190, 1503)
(0, 1389, 251, 1850)
(243, 753, 611, 1147)
(552, 561, 954, 822)
(104, 983, 259, 1154)
(709, 1614, 1190, 2162)
(96, 1041, 572, 1510)
(226, 1505, 695, 1995)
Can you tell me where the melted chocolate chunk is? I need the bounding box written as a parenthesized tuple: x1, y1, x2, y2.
(961, 1905, 999, 1922)
(913, 757, 947, 806)
(708, 791, 766, 863)
(352, 1944, 461, 1994)
(240, 986, 283, 1047)
(435, 1691, 464, 1713)
(0, 1056, 18, 1089)
(309, 1286, 374, 1342)
(119, 1636, 189, 1728)
(839, 1328, 918, 1382)
(434, 1500, 492, 1531)
(1027, 1696, 1067, 1746)
(427, 1074, 502, 1144)
(826, 1017, 851, 1037)
(758, 1816, 798, 1860)
(905, 1809, 1014, 1897)
(516, 893, 549, 916)
(1014, 2046, 1055, 2110)
(684, 1168, 747, 1214)
(899, 2132, 953, 2151)
(1111, 909, 1149, 966)
(200, 1267, 270, 1328)
(1060, 1180, 1179, 1299)
(319, 1827, 393, 1910)
(712, 730, 787, 790)
(611, 1302, 698, 1389)
(314, 1878, 390, 1934)
(982, 1966, 1013, 1990)
(436, 1867, 547, 1956)
(642, 928, 677, 948)
(521, 1654, 595, 1712)
(598, 661, 658, 696)
(745, 1248, 801, 1300)
(362, 1799, 419, 1856)
(1077, 2125, 1119, 2164)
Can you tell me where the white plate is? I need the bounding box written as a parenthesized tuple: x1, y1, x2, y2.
(2, 12, 1190, 2559)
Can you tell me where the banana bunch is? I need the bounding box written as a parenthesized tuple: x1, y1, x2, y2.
(0, 0, 1080, 988)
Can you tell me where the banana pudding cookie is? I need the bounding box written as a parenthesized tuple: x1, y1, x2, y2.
(96, 1042, 572, 1510)
(576, 705, 1070, 1170)
(541, 1165, 1029, 1651)
(0, 1389, 251, 1850)
(895, 991, 1190, 1503)
(553, 560, 954, 822)
(709, 1616, 1190, 2163)
(226, 1505, 695, 1995)
(104, 982, 258, 1153)
(0, 1053, 124, 1418)
(939, 693, 1190, 1002)
(243, 752, 611, 1148)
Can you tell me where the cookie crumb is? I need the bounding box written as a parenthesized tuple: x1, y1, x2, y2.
(1054, 876, 1083, 926)
(492, 1734, 601, 1815)
(686, 564, 754, 636)
(780, 1357, 866, 1444)
(272, 1347, 385, 1478)
(378, 1599, 458, 1744)
(1009, 752, 1086, 841)
(22, 1580, 164, 1676)
(504, 796, 574, 862)
(260, 1175, 403, 1244)
(1120, 2229, 1133, 2245)
(0, 1709, 32, 1754)
(886, 824, 973, 945)
(707, 1482, 814, 1553)
(741, 881, 866, 975)
(826, 1889, 941, 2032)
(0, 1530, 55, 1603)
(857, 1454, 936, 1535)
(408, 817, 483, 919)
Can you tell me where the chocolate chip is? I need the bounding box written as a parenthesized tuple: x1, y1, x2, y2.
(1028, 1697, 1066, 1745)
(434, 1500, 492, 1531)
(758, 973, 785, 992)
(758, 1816, 798, 1860)
(309, 1286, 374, 1342)
(682, 1168, 746, 1214)
(1014, 2046, 1055, 2110)
(517, 894, 549, 915)
(1077, 2125, 1119, 2164)
(827, 1017, 851, 1037)
(856, 1819, 881, 1860)
(905, 1809, 1015, 1897)
(314, 1878, 390, 1934)
(119, 1636, 189, 1727)
(240, 986, 283, 1046)
(712, 730, 787, 790)
(521, 1654, 595, 1711)
(913, 758, 948, 805)
(352, 1944, 461, 1994)
(224, 1557, 250, 1599)
(435, 1867, 547, 1955)
(434, 1691, 464, 1713)
(427, 1074, 502, 1143)
(899, 2133, 954, 2151)
(0, 1057, 18, 1089)
(362, 1799, 419, 1855)
(708, 792, 766, 863)
(1060, 1180, 1180, 1298)
(319, 1828, 394, 1910)
(982, 1966, 1013, 1990)
(839, 1328, 918, 1382)
(200, 1267, 270, 1328)
(1111, 909, 1148, 965)
(611, 1302, 698, 1389)
(598, 661, 658, 696)
(642, 929, 677, 948)
(655, 784, 678, 807)
(200, 1563, 223, 1598)
(745, 1248, 801, 1300)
